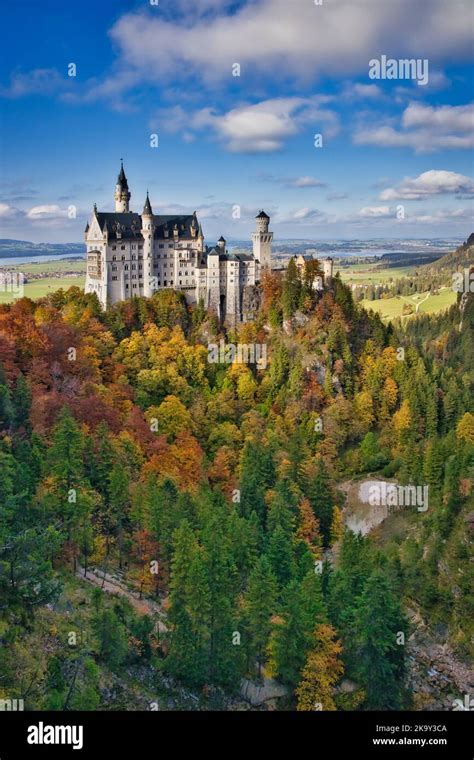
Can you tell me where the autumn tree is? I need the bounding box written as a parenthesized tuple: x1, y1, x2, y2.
(295, 623, 344, 710)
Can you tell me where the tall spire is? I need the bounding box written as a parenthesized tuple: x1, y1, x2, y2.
(142, 190, 153, 216)
(114, 160, 131, 212)
(117, 159, 128, 189)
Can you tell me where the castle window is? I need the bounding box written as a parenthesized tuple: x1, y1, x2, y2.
(132, 255, 136, 260)
(112, 266, 117, 272)
(132, 264, 136, 270)
(112, 246, 117, 251)
(159, 244, 164, 249)
(112, 276, 118, 281)
(121, 245, 125, 250)
(139, 264, 142, 270)
(170, 280, 173, 285)
(132, 245, 136, 250)
(125, 264, 129, 270)
(125, 284, 129, 289)
(133, 284, 137, 288)
(164, 280, 167, 286)
(179, 280, 182, 285)
(132, 274, 136, 279)
(138, 245, 143, 250)
(168, 244, 173, 248)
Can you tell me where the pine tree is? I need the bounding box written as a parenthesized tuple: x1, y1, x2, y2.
(304, 459, 334, 546)
(352, 569, 408, 709)
(282, 258, 301, 318)
(243, 556, 278, 677)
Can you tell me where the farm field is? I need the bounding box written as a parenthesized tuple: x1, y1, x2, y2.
(0, 275, 86, 304)
(336, 264, 416, 284)
(361, 287, 457, 321)
(8, 258, 86, 275)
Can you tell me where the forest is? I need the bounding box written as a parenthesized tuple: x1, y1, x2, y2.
(0, 259, 472, 711)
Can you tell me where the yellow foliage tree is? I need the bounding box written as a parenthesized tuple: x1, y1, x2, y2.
(295, 624, 344, 711)
(392, 399, 412, 436)
(456, 412, 474, 444)
(330, 505, 344, 545)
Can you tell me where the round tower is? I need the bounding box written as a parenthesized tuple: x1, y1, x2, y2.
(323, 257, 333, 285)
(114, 161, 131, 213)
(252, 210, 273, 270)
(142, 192, 154, 298)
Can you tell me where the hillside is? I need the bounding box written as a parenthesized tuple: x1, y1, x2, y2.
(0, 267, 472, 713)
(422, 234, 474, 274)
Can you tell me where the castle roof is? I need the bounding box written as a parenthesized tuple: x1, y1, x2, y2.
(93, 211, 199, 241)
(256, 210, 270, 219)
(142, 192, 153, 216)
(117, 162, 129, 190)
(201, 247, 254, 263)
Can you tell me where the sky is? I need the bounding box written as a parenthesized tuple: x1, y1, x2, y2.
(0, 0, 473, 243)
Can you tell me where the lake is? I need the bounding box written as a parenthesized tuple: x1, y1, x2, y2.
(0, 253, 85, 266)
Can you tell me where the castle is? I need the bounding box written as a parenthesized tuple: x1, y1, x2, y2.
(84, 163, 333, 323)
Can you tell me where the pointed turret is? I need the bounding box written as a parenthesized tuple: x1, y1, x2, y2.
(114, 160, 131, 212)
(117, 160, 129, 190)
(142, 191, 153, 216)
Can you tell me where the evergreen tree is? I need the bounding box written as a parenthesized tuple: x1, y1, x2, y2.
(352, 570, 408, 709)
(243, 555, 277, 677)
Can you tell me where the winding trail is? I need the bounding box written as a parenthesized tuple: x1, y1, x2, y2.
(76, 565, 167, 632)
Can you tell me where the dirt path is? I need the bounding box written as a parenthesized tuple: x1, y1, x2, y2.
(76, 566, 167, 632)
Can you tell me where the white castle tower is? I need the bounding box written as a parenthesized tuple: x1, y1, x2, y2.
(323, 256, 334, 285)
(114, 161, 131, 212)
(252, 210, 273, 270)
(141, 191, 154, 298)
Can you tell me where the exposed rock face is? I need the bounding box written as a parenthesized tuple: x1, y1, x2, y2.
(407, 610, 474, 711)
(240, 677, 289, 707)
(242, 284, 261, 322)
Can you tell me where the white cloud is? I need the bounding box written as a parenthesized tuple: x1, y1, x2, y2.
(152, 96, 339, 152)
(354, 101, 474, 153)
(26, 205, 71, 226)
(277, 207, 328, 225)
(109, 0, 473, 88)
(359, 206, 392, 218)
(289, 176, 326, 188)
(379, 170, 474, 201)
(342, 83, 383, 99)
(0, 68, 68, 98)
(0, 203, 18, 218)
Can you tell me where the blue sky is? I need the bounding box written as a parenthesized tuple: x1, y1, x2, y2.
(0, 0, 473, 243)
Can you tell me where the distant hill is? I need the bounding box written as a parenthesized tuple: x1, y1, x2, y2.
(421, 234, 474, 273)
(378, 250, 445, 268)
(0, 239, 84, 258)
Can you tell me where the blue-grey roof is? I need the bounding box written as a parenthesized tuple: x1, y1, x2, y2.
(94, 211, 199, 241)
